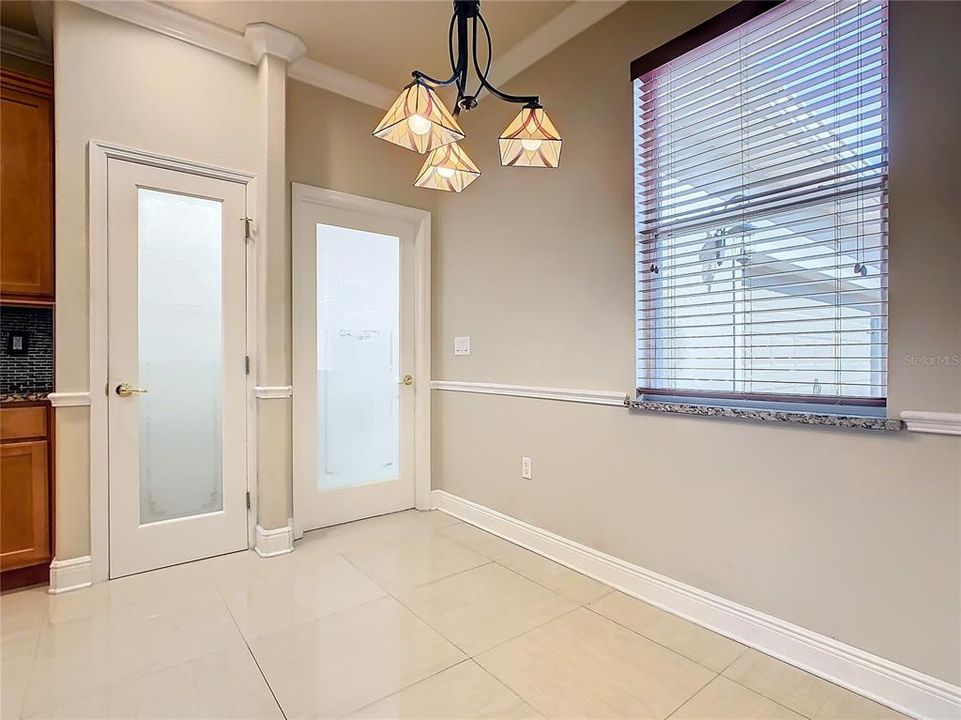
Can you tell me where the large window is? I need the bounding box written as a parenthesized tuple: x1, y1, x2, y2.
(633, 0, 888, 408)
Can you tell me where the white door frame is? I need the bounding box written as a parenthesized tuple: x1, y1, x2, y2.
(291, 183, 432, 536)
(87, 141, 258, 583)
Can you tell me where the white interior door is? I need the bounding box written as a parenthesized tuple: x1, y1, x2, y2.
(107, 159, 248, 578)
(293, 195, 418, 532)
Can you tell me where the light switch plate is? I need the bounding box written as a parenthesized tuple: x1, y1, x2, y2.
(454, 336, 471, 356)
(521, 456, 532, 480)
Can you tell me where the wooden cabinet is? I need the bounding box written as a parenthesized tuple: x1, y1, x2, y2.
(0, 403, 52, 587)
(0, 70, 54, 301)
(1, 441, 49, 570)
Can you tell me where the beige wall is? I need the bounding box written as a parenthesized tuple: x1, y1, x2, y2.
(53, 3, 262, 557)
(286, 79, 437, 214)
(431, 0, 961, 685)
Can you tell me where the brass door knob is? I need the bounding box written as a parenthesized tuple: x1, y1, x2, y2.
(401, 374, 414, 386)
(116, 383, 148, 397)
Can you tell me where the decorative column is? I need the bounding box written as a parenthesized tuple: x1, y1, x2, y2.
(244, 23, 305, 557)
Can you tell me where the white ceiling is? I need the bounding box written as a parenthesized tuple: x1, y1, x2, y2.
(162, 0, 573, 90)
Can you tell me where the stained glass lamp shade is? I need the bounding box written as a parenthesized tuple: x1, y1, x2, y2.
(498, 106, 562, 168)
(373, 81, 465, 154)
(414, 142, 480, 192)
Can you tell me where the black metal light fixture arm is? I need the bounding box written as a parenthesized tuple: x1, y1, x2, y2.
(410, 0, 540, 113)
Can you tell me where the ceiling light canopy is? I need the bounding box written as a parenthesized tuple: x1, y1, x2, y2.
(373, 0, 562, 192)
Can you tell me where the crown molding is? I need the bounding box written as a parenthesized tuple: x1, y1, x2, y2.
(74, 0, 254, 63)
(71, 0, 395, 109)
(244, 22, 305, 64)
(288, 56, 396, 109)
(72, 0, 621, 111)
(489, 0, 626, 89)
(0, 26, 52, 65)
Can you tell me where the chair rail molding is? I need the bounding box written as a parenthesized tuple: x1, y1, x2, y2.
(254, 385, 293, 400)
(431, 380, 629, 407)
(433, 382, 961, 436)
(900, 411, 961, 436)
(47, 391, 91, 408)
(432, 490, 961, 720)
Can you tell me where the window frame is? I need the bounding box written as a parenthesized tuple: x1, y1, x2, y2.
(631, 0, 889, 411)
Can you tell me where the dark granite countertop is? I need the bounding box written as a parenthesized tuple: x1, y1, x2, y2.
(1, 392, 51, 404)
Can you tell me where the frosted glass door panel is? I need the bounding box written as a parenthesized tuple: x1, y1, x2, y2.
(316, 223, 400, 490)
(138, 189, 223, 524)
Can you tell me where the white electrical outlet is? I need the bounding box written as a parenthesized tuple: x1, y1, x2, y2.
(521, 456, 532, 480)
(454, 336, 471, 356)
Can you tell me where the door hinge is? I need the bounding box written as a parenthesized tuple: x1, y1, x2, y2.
(246, 491, 251, 510)
(245, 355, 250, 375)
(242, 217, 253, 242)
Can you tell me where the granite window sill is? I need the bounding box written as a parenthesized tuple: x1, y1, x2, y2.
(628, 399, 902, 431)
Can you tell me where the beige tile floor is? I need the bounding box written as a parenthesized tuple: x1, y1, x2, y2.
(0, 510, 910, 720)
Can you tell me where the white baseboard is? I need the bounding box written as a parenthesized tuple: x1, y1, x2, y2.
(255, 524, 293, 557)
(431, 490, 960, 720)
(48, 556, 93, 594)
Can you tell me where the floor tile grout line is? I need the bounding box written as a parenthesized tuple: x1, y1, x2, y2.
(579, 602, 743, 677)
(491, 554, 612, 606)
(338, 549, 582, 683)
(720, 669, 820, 720)
(663, 671, 722, 720)
(312, 529, 503, 718)
(471, 604, 583, 660)
(719, 651, 895, 720)
(339, 542, 496, 601)
(10, 591, 47, 720)
(17, 584, 239, 719)
(343, 538, 494, 594)
(432, 523, 523, 562)
(463, 656, 548, 717)
(337, 550, 483, 659)
(434, 520, 616, 605)
(212, 578, 289, 720)
(335, 657, 476, 719)
(716, 645, 749, 675)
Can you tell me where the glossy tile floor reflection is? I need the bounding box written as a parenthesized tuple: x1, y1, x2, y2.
(1, 510, 909, 719)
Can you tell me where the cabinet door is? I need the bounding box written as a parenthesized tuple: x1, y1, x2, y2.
(0, 81, 54, 298)
(0, 440, 50, 571)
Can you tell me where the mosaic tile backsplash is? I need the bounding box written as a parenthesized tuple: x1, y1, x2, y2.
(0, 305, 53, 395)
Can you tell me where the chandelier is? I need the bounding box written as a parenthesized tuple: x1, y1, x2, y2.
(372, 0, 562, 192)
